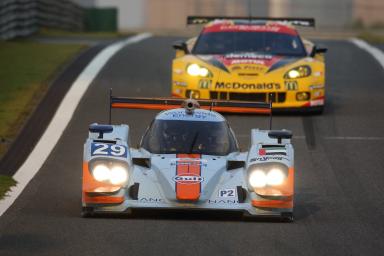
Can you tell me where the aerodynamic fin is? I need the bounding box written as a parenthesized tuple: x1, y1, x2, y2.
(108, 89, 271, 123)
(187, 16, 315, 27)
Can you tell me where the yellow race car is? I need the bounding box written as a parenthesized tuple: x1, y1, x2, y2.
(172, 16, 327, 113)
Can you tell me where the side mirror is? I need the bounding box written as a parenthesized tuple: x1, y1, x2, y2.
(132, 157, 151, 168)
(310, 46, 328, 57)
(89, 123, 113, 139)
(172, 41, 189, 54)
(268, 130, 292, 144)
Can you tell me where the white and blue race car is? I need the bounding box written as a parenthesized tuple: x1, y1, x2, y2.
(82, 96, 294, 221)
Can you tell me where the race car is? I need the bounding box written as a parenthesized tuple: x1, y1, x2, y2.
(82, 95, 295, 221)
(172, 16, 327, 113)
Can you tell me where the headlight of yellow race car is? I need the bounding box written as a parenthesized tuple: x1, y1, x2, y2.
(284, 65, 312, 79)
(186, 63, 211, 77)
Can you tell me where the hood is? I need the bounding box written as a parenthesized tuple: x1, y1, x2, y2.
(198, 53, 300, 77)
(151, 154, 227, 202)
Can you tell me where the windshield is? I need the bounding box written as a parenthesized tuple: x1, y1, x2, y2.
(193, 31, 306, 56)
(141, 120, 238, 155)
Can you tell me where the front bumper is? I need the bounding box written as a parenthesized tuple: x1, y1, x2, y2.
(83, 191, 293, 219)
(172, 88, 324, 110)
(171, 75, 325, 111)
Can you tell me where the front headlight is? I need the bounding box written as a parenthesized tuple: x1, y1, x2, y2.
(266, 168, 285, 186)
(93, 164, 110, 182)
(110, 166, 128, 185)
(248, 164, 287, 188)
(91, 162, 129, 185)
(249, 170, 267, 188)
(284, 65, 311, 79)
(187, 64, 211, 77)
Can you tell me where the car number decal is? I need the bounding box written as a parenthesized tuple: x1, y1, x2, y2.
(91, 143, 127, 158)
(218, 189, 236, 198)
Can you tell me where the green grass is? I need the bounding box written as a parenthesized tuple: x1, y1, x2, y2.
(38, 28, 126, 39)
(0, 41, 85, 157)
(0, 175, 17, 199)
(358, 31, 384, 44)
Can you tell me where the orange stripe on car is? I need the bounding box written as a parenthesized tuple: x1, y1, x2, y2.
(252, 199, 293, 209)
(83, 195, 124, 204)
(175, 154, 202, 201)
(82, 162, 124, 204)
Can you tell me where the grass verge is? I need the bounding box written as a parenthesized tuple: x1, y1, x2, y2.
(0, 40, 85, 157)
(38, 28, 126, 39)
(357, 31, 384, 44)
(0, 175, 17, 200)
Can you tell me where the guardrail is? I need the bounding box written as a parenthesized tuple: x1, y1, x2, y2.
(0, 0, 83, 40)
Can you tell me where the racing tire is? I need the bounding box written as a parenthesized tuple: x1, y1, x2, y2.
(280, 212, 294, 222)
(308, 106, 324, 115)
(81, 207, 95, 218)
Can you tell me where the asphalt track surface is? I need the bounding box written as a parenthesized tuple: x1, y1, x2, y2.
(1, 36, 384, 256)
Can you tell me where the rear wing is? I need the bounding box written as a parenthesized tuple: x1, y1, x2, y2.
(187, 16, 315, 27)
(108, 91, 272, 124)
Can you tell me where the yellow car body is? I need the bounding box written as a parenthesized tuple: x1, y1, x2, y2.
(172, 17, 326, 113)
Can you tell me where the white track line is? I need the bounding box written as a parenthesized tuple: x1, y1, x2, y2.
(350, 38, 384, 69)
(0, 33, 152, 217)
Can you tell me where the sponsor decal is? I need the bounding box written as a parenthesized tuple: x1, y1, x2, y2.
(309, 84, 324, 90)
(231, 66, 242, 71)
(285, 81, 298, 91)
(215, 82, 281, 90)
(310, 99, 324, 106)
(199, 79, 211, 89)
(208, 199, 239, 204)
(170, 158, 207, 167)
(259, 149, 266, 155)
(139, 198, 163, 203)
(173, 81, 187, 86)
(225, 53, 273, 60)
(218, 189, 236, 198)
(250, 156, 289, 162)
(203, 23, 297, 36)
(173, 173, 204, 184)
(260, 147, 287, 156)
(244, 65, 265, 71)
(164, 110, 217, 120)
(175, 154, 202, 200)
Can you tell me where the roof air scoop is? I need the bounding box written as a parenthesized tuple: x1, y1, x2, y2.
(182, 99, 200, 114)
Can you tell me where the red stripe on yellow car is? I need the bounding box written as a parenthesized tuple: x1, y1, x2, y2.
(175, 154, 202, 201)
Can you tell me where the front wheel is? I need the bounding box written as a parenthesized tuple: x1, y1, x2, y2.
(81, 207, 94, 218)
(280, 212, 294, 222)
(308, 106, 324, 115)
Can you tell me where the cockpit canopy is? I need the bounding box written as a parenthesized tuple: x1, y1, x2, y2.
(141, 119, 239, 156)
